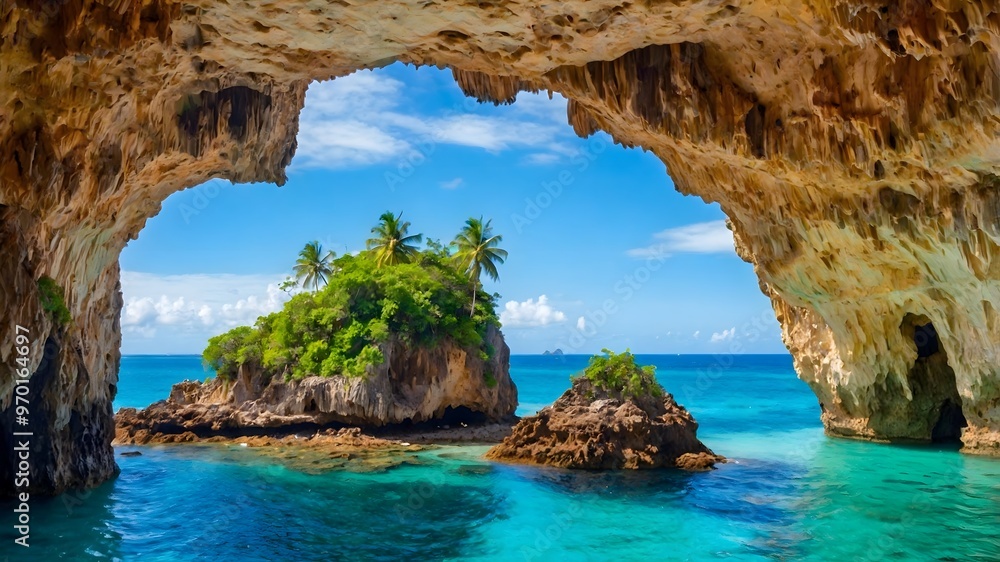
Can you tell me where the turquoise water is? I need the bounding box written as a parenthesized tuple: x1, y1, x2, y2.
(5, 355, 1000, 561)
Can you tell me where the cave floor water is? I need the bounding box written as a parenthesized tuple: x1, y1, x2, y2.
(7, 354, 1000, 561)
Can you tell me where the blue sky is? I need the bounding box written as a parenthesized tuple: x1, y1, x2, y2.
(119, 63, 787, 355)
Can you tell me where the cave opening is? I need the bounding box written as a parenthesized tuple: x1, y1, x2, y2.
(899, 314, 967, 443)
(913, 322, 940, 358)
(389, 406, 488, 430)
(121, 62, 770, 364)
(115, 62, 781, 441)
(932, 400, 967, 443)
(437, 406, 488, 426)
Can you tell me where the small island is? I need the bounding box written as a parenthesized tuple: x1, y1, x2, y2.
(116, 213, 518, 444)
(542, 348, 564, 356)
(487, 349, 724, 470)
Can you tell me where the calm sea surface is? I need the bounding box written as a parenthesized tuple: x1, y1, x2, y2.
(5, 354, 999, 561)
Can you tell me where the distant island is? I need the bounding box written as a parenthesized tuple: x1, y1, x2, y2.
(542, 348, 564, 356)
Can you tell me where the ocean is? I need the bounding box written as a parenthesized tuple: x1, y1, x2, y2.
(7, 354, 1000, 561)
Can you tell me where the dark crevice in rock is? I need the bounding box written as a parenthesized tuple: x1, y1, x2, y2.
(745, 103, 766, 158)
(176, 86, 273, 155)
(132, 418, 350, 440)
(435, 406, 488, 426)
(115, 408, 511, 442)
(913, 322, 939, 358)
(932, 399, 967, 443)
(878, 186, 920, 216)
(886, 29, 905, 55)
(895, 314, 966, 443)
(0, 335, 61, 496)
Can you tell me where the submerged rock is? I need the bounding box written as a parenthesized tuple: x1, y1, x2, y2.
(115, 326, 516, 443)
(486, 379, 723, 470)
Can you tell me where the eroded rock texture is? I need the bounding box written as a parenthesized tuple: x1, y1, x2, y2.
(114, 327, 517, 443)
(486, 378, 723, 470)
(2, 1, 1000, 494)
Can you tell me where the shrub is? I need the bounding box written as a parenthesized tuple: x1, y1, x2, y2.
(484, 370, 498, 388)
(203, 325, 260, 380)
(37, 276, 71, 325)
(203, 250, 499, 380)
(574, 348, 663, 399)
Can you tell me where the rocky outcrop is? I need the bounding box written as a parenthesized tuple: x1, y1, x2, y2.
(486, 379, 723, 470)
(115, 327, 516, 443)
(4, 2, 1000, 495)
(119, 427, 444, 474)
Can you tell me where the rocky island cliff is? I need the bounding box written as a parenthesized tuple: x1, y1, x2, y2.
(4, 2, 1000, 495)
(487, 350, 722, 470)
(116, 326, 516, 443)
(116, 226, 518, 442)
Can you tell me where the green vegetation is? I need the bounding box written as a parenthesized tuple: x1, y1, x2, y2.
(484, 370, 498, 388)
(37, 276, 71, 325)
(574, 348, 664, 399)
(366, 211, 422, 267)
(453, 217, 508, 317)
(204, 212, 506, 381)
(293, 241, 336, 290)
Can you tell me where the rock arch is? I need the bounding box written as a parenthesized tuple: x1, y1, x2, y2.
(3, 1, 1000, 495)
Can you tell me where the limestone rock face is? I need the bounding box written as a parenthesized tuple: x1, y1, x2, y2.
(486, 379, 723, 470)
(3, 1, 1000, 494)
(115, 327, 516, 443)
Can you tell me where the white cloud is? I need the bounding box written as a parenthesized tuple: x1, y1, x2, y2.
(693, 330, 701, 339)
(120, 271, 290, 343)
(440, 177, 463, 189)
(627, 220, 734, 258)
(293, 73, 413, 168)
(511, 91, 569, 122)
(500, 295, 567, 328)
(433, 114, 560, 151)
(711, 327, 736, 342)
(576, 316, 587, 331)
(524, 153, 561, 165)
(292, 71, 575, 170)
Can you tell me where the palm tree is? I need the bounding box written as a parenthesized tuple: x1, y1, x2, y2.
(453, 217, 508, 317)
(366, 211, 422, 267)
(293, 241, 336, 291)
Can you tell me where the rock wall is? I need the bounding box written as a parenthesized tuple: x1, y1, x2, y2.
(115, 326, 517, 442)
(3, 1, 1000, 494)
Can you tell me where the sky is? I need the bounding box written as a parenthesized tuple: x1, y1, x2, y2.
(118, 63, 788, 356)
